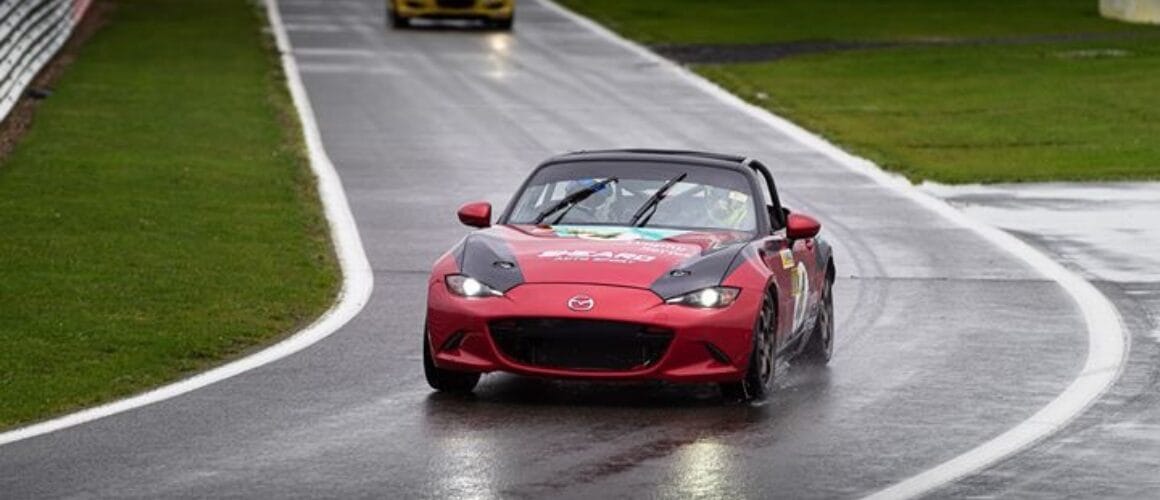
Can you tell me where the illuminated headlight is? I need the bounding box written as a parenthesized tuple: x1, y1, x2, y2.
(445, 274, 503, 298)
(665, 287, 740, 308)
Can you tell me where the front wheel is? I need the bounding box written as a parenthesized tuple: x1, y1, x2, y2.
(721, 290, 778, 401)
(423, 332, 480, 393)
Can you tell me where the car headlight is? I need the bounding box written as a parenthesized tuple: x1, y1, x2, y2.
(445, 274, 504, 298)
(665, 287, 740, 308)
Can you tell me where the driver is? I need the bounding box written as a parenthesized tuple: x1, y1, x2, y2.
(703, 185, 752, 229)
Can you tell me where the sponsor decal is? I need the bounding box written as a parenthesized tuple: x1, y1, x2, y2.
(551, 225, 688, 242)
(779, 248, 795, 269)
(630, 240, 699, 258)
(538, 249, 657, 263)
(535, 226, 705, 264)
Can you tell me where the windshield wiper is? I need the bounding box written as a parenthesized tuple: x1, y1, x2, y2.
(532, 177, 618, 225)
(630, 172, 687, 227)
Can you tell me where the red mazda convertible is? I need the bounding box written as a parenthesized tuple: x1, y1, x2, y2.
(424, 150, 835, 401)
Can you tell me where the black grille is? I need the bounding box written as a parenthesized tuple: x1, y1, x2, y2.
(436, 0, 475, 8)
(489, 319, 673, 371)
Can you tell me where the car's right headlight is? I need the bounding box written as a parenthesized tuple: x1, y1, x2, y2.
(445, 274, 504, 298)
(665, 287, 740, 308)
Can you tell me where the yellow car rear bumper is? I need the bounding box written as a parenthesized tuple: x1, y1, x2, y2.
(393, 0, 514, 20)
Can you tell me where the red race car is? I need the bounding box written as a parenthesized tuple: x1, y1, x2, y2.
(424, 150, 835, 401)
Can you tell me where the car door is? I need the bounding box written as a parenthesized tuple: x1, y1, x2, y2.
(788, 213, 820, 336)
(749, 162, 803, 345)
(758, 230, 798, 350)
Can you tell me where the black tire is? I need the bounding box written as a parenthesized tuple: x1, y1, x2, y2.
(423, 332, 480, 393)
(800, 270, 834, 364)
(721, 290, 778, 401)
(388, 7, 409, 29)
(491, 16, 513, 30)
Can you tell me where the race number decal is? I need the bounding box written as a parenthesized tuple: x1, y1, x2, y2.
(791, 262, 810, 332)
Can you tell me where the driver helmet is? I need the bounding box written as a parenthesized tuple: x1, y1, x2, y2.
(706, 185, 748, 228)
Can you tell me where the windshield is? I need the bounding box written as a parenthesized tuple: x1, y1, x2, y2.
(507, 162, 758, 233)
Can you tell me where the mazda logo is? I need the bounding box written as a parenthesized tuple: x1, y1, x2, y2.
(567, 295, 594, 312)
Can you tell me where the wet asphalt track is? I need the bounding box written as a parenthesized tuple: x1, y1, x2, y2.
(0, 1, 1099, 498)
(932, 185, 1160, 498)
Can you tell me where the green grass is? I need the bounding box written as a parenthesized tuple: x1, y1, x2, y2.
(701, 40, 1160, 183)
(562, 0, 1160, 183)
(0, 0, 338, 428)
(560, 0, 1152, 45)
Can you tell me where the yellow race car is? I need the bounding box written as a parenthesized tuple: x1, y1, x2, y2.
(388, 0, 515, 30)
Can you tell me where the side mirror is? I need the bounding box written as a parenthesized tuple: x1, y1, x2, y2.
(787, 212, 820, 240)
(457, 201, 492, 228)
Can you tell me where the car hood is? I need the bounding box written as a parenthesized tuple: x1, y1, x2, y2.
(454, 224, 751, 298)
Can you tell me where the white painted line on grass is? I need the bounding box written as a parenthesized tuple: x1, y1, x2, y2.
(537, 1, 1128, 498)
(0, 0, 373, 447)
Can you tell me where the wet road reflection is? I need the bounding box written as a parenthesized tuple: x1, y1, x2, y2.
(419, 364, 832, 498)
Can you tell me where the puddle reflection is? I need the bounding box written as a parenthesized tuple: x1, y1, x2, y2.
(416, 365, 833, 497)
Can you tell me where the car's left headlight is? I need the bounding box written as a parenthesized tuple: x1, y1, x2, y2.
(445, 274, 504, 298)
(665, 287, 740, 308)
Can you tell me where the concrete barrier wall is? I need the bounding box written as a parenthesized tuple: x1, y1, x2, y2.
(1101, 0, 1160, 24)
(0, 0, 93, 123)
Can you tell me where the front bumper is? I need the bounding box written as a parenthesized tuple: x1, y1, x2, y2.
(426, 282, 760, 383)
(393, 0, 514, 20)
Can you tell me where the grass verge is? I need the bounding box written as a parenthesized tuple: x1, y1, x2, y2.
(558, 0, 1155, 45)
(561, 0, 1160, 183)
(0, 0, 338, 428)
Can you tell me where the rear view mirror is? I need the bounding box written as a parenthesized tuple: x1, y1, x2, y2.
(457, 201, 492, 228)
(787, 212, 821, 240)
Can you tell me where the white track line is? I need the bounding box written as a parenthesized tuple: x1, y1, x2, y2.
(0, 0, 373, 447)
(538, 1, 1127, 498)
